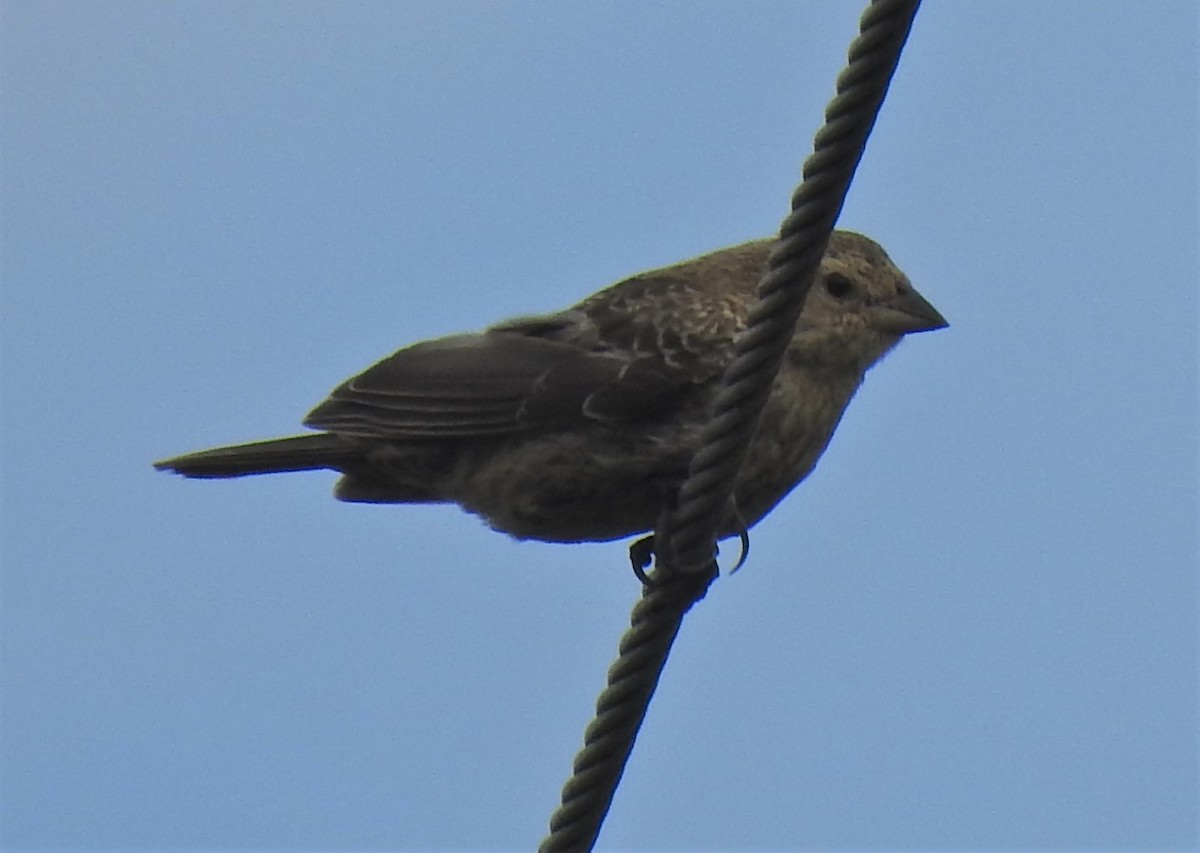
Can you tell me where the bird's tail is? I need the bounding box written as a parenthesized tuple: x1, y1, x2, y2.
(154, 433, 360, 479)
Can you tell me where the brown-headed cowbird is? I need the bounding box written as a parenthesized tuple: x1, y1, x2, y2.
(155, 231, 945, 543)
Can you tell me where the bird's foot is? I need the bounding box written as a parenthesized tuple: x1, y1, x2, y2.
(628, 524, 748, 585)
(628, 535, 656, 586)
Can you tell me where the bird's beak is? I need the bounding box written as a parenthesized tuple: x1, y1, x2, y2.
(871, 287, 948, 335)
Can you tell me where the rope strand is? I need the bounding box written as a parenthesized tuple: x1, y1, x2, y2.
(540, 2, 921, 848)
(664, 0, 922, 574)
(539, 570, 715, 852)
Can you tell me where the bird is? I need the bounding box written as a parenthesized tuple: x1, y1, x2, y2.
(155, 231, 946, 549)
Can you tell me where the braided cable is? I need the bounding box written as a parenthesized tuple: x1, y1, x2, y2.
(664, 0, 921, 574)
(538, 569, 715, 852)
(540, 1, 920, 848)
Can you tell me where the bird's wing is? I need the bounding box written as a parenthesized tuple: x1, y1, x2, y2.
(303, 330, 697, 439)
(306, 240, 772, 441)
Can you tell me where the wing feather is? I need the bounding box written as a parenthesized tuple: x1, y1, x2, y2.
(304, 331, 690, 439)
(304, 241, 774, 441)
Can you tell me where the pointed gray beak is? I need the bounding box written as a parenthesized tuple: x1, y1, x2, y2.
(871, 286, 948, 335)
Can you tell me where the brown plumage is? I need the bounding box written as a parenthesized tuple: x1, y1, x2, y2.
(155, 231, 946, 543)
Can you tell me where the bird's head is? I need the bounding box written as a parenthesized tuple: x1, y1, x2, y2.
(789, 230, 947, 372)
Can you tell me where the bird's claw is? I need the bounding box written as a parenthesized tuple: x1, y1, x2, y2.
(628, 535, 657, 586)
(728, 527, 750, 573)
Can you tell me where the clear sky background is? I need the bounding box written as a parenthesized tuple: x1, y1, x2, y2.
(2, 2, 1196, 851)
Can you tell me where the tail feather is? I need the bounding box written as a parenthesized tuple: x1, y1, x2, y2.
(154, 433, 360, 479)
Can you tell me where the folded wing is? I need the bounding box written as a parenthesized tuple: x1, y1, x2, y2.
(305, 241, 775, 442)
(303, 330, 695, 439)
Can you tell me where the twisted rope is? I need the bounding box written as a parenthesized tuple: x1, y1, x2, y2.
(540, 2, 920, 849)
(664, 0, 922, 574)
(538, 569, 715, 852)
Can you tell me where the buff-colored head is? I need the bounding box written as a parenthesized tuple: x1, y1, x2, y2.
(789, 230, 946, 371)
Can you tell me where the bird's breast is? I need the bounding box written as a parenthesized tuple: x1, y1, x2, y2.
(732, 366, 860, 528)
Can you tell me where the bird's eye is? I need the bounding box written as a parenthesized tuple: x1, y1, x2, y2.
(824, 273, 854, 299)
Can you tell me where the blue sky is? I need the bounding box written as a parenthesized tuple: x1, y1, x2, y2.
(2, 1, 1196, 850)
